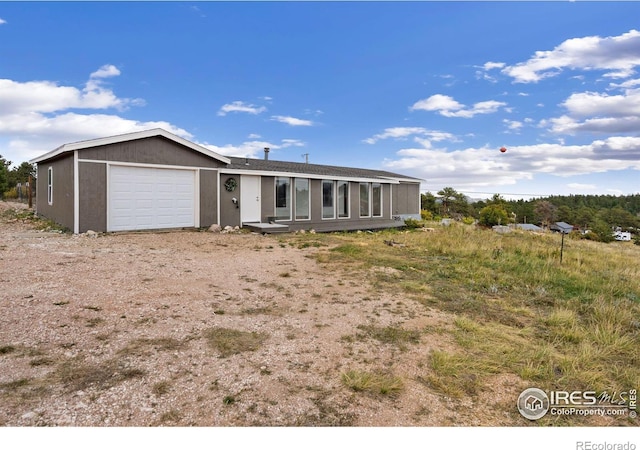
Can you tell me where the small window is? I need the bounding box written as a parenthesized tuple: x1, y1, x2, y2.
(359, 183, 370, 217)
(275, 177, 291, 220)
(322, 180, 335, 219)
(337, 181, 349, 218)
(372, 183, 382, 217)
(47, 167, 53, 205)
(295, 178, 310, 220)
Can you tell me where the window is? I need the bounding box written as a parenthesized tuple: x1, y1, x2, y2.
(337, 181, 349, 218)
(295, 178, 310, 220)
(359, 183, 370, 217)
(275, 177, 291, 220)
(372, 183, 382, 217)
(47, 167, 53, 205)
(322, 180, 335, 219)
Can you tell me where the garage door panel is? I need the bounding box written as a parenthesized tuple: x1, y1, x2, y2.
(109, 166, 196, 232)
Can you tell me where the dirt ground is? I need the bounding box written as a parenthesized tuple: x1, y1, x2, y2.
(0, 201, 526, 427)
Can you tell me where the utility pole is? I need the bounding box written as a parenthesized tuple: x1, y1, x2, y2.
(301, 153, 309, 164)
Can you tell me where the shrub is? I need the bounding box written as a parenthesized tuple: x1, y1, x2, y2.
(420, 210, 433, 221)
(404, 218, 424, 229)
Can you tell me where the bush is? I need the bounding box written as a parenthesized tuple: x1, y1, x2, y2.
(3, 187, 18, 199)
(462, 216, 475, 225)
(404, 218, 424, 229)
(420, 210, 433, 221)
(478, 204, 509, 227)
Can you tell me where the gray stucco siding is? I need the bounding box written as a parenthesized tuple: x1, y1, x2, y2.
(78, 162, 107, 233)
(260, 176, 275, 222)
(392, 182, 420, 216)
(35, 154, 75, 231)
(78, 136, 225, 169)
(199, 170, 218, 227)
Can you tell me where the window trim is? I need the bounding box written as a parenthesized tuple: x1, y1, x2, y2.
(372, 183, 383, 218)
(337, 180, 350, 219)
(274, 176, 292, 221)
(321, 180, 336, 220)
(359, 182, 370, 218)
(294, 178, 310, 221)
(47, 166, 53, 205)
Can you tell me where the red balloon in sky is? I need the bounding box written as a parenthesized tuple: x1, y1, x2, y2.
(500, 146, 507, 153)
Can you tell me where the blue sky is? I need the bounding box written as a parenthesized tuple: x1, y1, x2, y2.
(1, 1, 640, 199)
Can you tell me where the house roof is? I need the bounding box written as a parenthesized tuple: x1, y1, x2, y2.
(29, 128, 231, 165)
(515, 223, 543, 231)
(553, 221, 573, 229)
(30, 128, 421, 183)
(551, 221, 574, 233)
(223, 156, 423, 183)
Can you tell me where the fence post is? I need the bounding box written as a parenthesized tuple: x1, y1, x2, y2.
(28, 175, 33, 209)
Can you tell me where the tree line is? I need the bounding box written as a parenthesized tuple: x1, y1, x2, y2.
(0, 155, 36, 200)
(421, 187, 640, 243)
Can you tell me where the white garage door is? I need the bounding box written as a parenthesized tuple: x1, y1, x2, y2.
(109, 166, 196, 232)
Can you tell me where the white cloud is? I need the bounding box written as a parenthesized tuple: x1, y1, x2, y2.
(501, 29, 640, 83)
(0, 18, 6, 25)
(281, 139, 305, 147)
(270, 115, 313, 126)
(503, 119, 523, 132)
(247, 133, 261, 139)
(410, 94, 506, 118)
(0, 65, 141, 115)
(483, 62, 505, 71)
(363, 127, 454, 145)
(382, 136, 640, 190)
(217, 101, 267, 116)
(90, 64, 121, 79)
(0, 66, 184, 164)
(562, 89, 640, 118)
(200, 138, 305, 158)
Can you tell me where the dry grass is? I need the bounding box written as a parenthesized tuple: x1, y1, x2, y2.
(203, 327, 268, 357)
(285, 223, 640, 424)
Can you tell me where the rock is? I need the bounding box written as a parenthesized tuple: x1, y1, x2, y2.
(85, 230, 98, 238)
(208, 224, 222, 233)
(21, 411, 37, 420)
(309, 229, 316, 234)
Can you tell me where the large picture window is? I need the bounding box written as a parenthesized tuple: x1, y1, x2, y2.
(359, 182, 370, 217)
(322, 180, 335, 219)
(337, 181, 349, 218)
(47, 167, 53, 205)
(275, 177, 291, 220)
(372, 183, 382, 217)
(295, 178, 310, 220)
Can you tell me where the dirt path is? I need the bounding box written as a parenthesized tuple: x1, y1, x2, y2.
(0, 201, 523, 426)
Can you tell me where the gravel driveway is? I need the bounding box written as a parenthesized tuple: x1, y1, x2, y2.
(0, 201, 520, 426)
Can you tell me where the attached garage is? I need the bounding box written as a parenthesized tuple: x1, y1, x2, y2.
(108, 166, 196, 232)
(31, 129, 229, 234)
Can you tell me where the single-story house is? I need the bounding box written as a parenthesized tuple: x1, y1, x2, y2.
(515, 223, 543, 232)
(550, 221, 574, 234)
(30, 128, 422, 234)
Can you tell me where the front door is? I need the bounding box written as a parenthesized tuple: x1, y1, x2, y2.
(241, 175, 261, 223)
